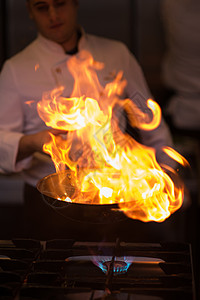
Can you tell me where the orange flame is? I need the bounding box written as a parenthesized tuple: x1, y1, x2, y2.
(35, 63, 40, 71)
(25, 100, 35, 107)
(37, 50, 187, 222)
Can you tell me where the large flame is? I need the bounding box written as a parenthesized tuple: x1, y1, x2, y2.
(37, 50, 188, 222)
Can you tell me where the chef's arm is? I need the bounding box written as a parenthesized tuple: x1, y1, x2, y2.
(16, 129, 67, 162)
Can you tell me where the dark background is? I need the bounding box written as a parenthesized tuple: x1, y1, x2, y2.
(0, 0, 199, 283)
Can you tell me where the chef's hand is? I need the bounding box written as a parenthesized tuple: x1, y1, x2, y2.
(16, 129, 67, 162)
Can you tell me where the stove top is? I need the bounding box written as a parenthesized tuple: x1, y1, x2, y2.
(0, 239, 196, 300)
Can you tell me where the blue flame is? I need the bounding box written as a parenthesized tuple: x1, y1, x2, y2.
(94, 256, 133, 275)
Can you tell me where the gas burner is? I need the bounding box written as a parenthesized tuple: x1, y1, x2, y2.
(93, 256, 163, 275)
(102, 259, 129, 275)
(67, 254, 164, 276)
(66, 255, 132, 275)
(93, 256, 133, 275)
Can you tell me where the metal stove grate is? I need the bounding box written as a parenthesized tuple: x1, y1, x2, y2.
(0, 238, 196, 300)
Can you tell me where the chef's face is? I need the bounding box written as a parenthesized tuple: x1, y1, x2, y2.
(27, 0, 78, 48)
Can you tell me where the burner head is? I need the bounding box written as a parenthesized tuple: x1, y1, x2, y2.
(103, 260, 128, 275)
(95, 256, 132, 275)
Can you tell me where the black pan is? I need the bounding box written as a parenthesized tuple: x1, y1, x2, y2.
(37, 170, 126, 224)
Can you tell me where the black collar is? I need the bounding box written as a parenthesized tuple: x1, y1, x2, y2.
(66, 30, 82, 55)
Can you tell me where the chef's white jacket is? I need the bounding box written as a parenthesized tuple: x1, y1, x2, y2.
(0, 32, 173, 186)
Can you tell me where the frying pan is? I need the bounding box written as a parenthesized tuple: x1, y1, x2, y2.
(37, 170, 126, 224)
